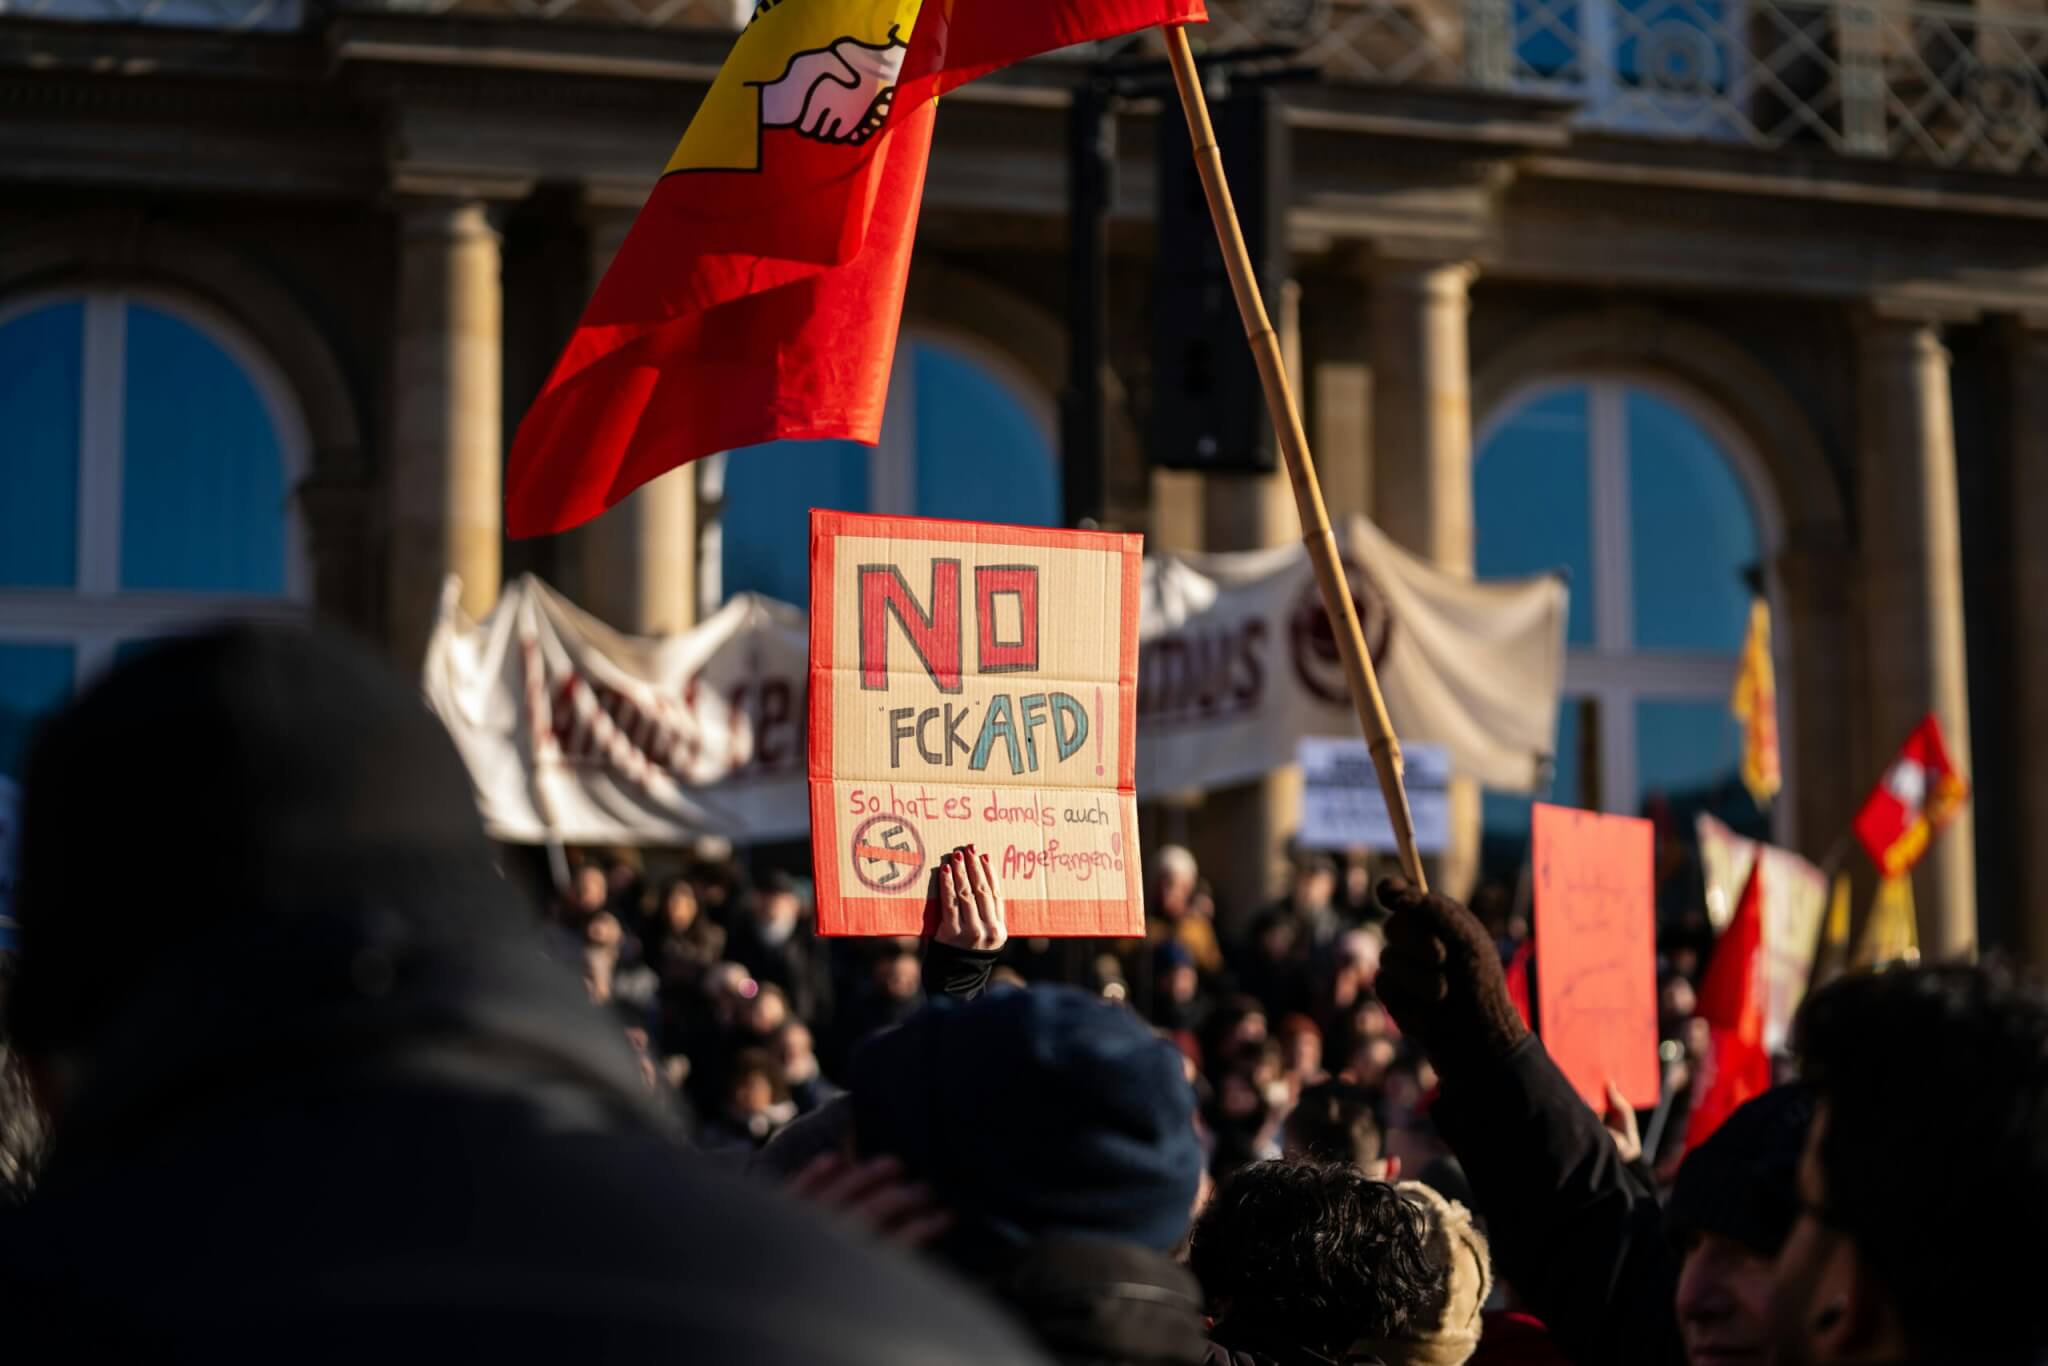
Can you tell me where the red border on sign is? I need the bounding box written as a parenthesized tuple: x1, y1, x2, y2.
(808, 509, 1146, 936)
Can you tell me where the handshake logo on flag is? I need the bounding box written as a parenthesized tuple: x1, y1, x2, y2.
(751, 29, 909, 146)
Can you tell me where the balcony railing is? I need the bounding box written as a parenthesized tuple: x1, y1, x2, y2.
(4, 0, 2044, 174)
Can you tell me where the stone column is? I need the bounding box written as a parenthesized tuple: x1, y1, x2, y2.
(2006, 320, 2048, 970)
(1305, 272, 1373, 526)
(1196, 283, 1306, 940)
(571, 203, 699, 636)
(1855, 311, 1977, 959)
(390, 197, 502, 666)
(1371, 259, 1480, 898)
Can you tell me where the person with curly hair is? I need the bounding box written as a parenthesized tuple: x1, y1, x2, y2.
(1189, 1159, 1447, 1366)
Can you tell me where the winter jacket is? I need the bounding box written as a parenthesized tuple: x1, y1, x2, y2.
(0, 909, 1047, 1366)
(1429, 1036, 1684, 1366)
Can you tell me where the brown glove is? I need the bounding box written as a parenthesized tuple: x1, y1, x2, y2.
(1374, 877, 1529, 1078)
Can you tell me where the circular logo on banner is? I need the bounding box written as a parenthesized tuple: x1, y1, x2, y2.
(1290, 557, 1394, 706)
(850, 813, 927, 894)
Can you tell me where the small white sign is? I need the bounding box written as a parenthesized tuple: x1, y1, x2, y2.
(1297, 737, 1449, 853)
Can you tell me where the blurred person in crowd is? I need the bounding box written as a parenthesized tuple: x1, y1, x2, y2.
(1347, 1033, 1401, 1089)
(1276, 1013, 1326, 1086)
(1199, 996, 1270, 1078)
(1374, 877, 1816, 1366)
(1153, 940, 1214, 1036)
(1188, 1159, 1444, 1366)
(1236, 910, 1315, 1021)
(1283, 1079, 1395, 1180)
(1150, 845, 1225, 976)
(583, 910, 658, 1024)
(795, 849, 1212, 1366)
(774, 1019, 838, 1115)
(1338, 850, 1384, 927)
(1319, 926, 1386, 1030)
(1368, 1182, 1492, 1366)
(699, 1047, 797, 1153)
(1768, 964, 2048, 1366)
(1206, 1042, 1290, 1177)
(563, 861, 610, 927)
(736, 979, 791, 1040)
(730, 870, 830, 1026)
(0, 626, 1044, 1363)
(648, 876, 724, 994)
(1268, 851, 1344, 949)
(836, 945, 924, 1060)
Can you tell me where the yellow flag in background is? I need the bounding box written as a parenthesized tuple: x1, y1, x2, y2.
(1810, 870, 1853, 989)
(1854, 873, 1921, 969)
(1731, 599, 1782, 807)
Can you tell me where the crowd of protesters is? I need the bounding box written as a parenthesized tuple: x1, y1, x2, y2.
(1, 623, 2046, 1366)
(553, 827, 1722, 1195)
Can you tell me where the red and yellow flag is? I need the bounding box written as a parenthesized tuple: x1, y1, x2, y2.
(1852, 714, 1969, 878)
(508, 0, 1208, 538)
(1729, 598, 1780, 807)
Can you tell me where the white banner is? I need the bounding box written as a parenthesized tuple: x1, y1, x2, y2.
(1695, 813, 1828, 1054)
(426, 518, 1567, 847)
(425, 576, 810, 845)
(1298, 738, 1450, 853)
(1139, 516, 1568, 794)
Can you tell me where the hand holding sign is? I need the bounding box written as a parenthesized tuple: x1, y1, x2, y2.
(1374, 877, 1530, 1077)
(933, 846, 1007, 953)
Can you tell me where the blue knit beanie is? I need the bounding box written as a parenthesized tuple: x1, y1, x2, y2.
(851, 985, 1203, 1254)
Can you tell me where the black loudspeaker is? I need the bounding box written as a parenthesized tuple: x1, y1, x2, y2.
(1150, 84, 1289, 473)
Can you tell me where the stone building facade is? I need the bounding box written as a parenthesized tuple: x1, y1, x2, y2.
(3, 0, 2044, 960)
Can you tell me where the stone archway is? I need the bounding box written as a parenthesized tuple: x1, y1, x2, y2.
(1472, 305, 1856, 860)
(0, 212, 374, 628)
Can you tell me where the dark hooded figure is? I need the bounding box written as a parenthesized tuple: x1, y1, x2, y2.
(0, 626, 1046, 1366)
(851, 984, 1212, 1366)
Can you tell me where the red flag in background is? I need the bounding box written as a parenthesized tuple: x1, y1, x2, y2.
(1684, 861, 1770, 1152)
(508, 0, 1208, 538)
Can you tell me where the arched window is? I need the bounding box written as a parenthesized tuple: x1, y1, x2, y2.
(0, 290, 310, 775)
(1474, 376, 1778, 868)
(712, 330, 1060, 607)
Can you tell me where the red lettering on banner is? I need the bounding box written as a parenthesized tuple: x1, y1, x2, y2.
(975, 565, 1040, 675)
(859, 562, 963, 693)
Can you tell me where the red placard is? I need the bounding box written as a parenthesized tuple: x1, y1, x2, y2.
(1531, 803, 1660, 1109)
(809, 510, 1144, 937)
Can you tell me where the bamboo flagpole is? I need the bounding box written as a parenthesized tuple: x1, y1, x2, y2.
(1161, 23, 1430, 889)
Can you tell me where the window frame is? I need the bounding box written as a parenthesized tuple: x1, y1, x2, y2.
(0, 287, 312, 689)
(1475, 371, 1791, 844)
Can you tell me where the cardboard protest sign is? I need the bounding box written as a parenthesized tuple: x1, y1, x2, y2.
(1531, 803, 1659, 1109)
(809, 511, 1144, 937)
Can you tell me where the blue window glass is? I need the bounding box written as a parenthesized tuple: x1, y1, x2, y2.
(720, 438, 870, 607)
(1475, 386, 1594, 646)
(1635, 697, 1741, 812)
(911, 342, 1059, 527)
(0, 643, 74, 778)
(121, 303, 287, 594)
(1482, 698, 1583, 846)
(1514, 0, 1583, 79)
(0, 303, 83, 590)
(1626, 389, 1758, 652)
